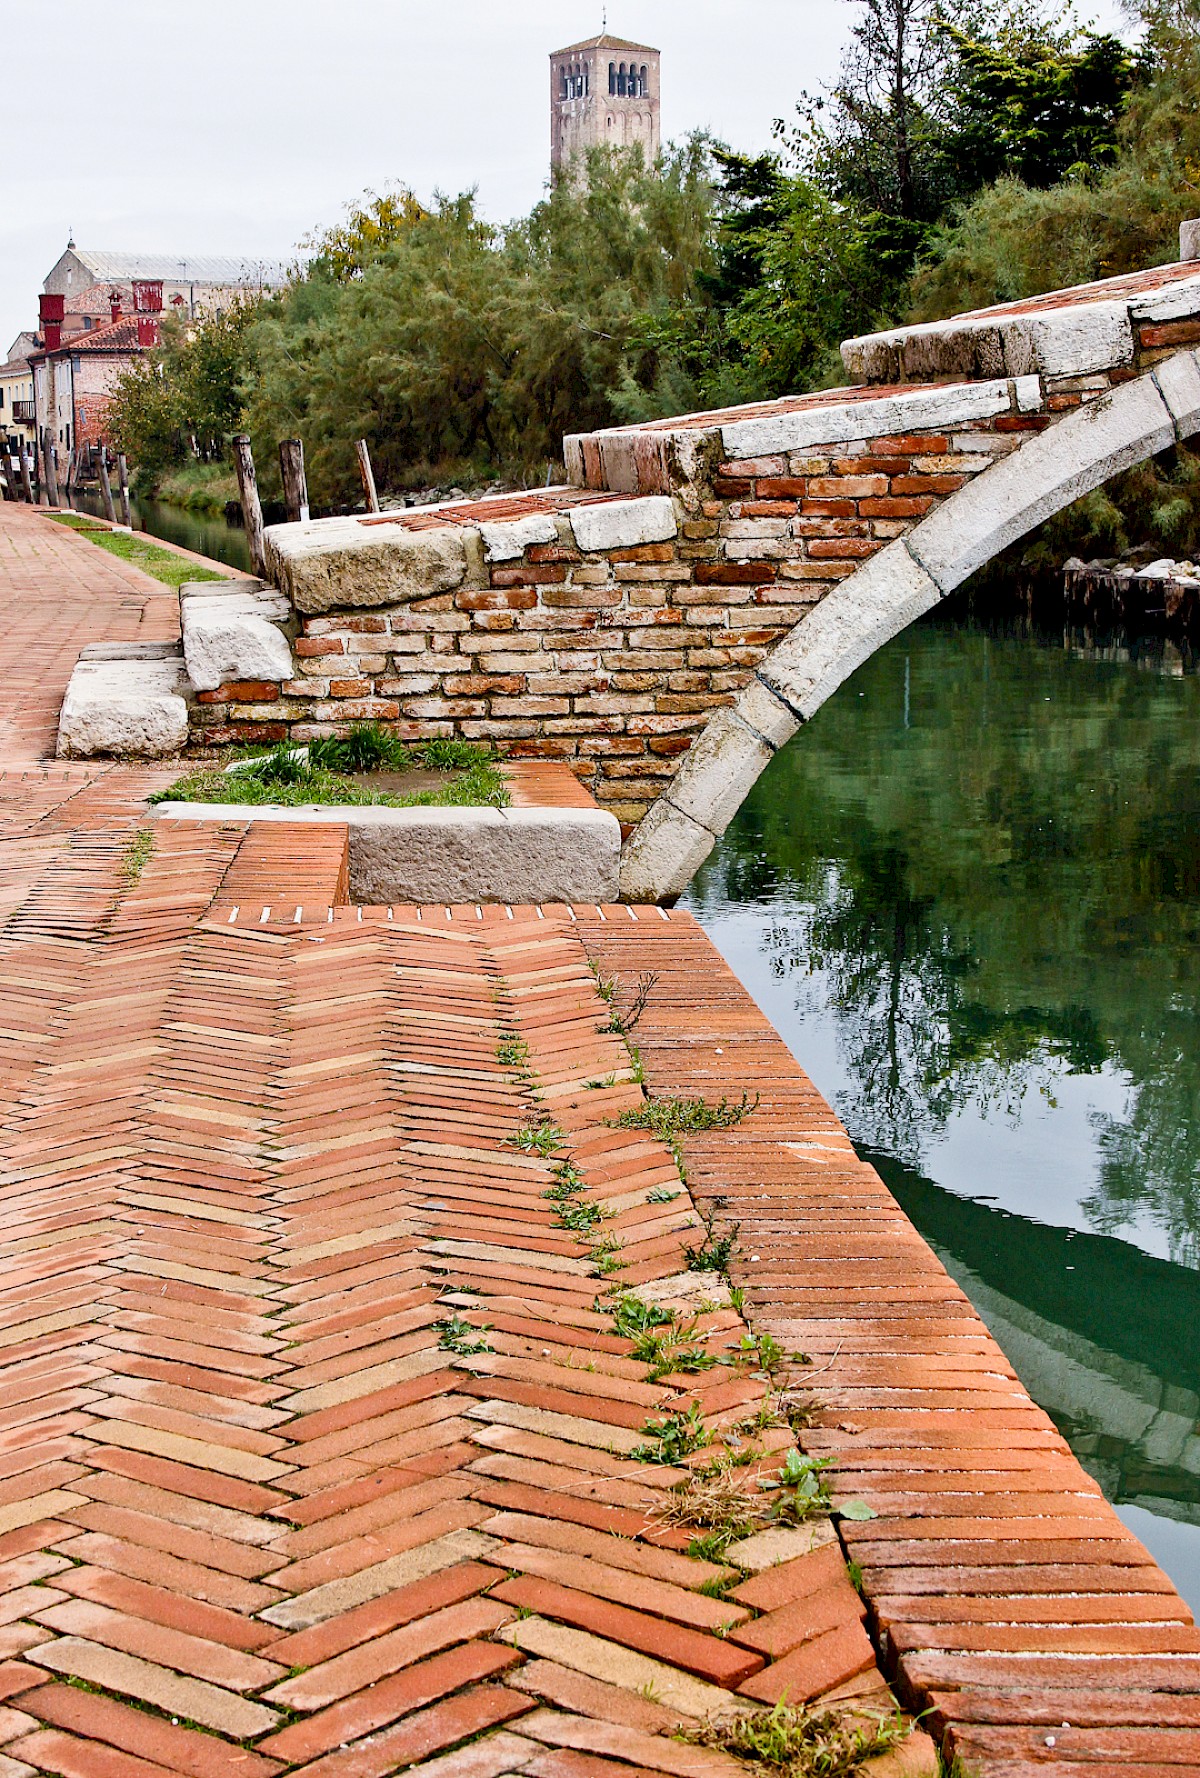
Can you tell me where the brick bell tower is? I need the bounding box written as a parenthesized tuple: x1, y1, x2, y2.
(550, 28, 661, 179)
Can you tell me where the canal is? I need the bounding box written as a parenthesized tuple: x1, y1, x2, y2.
(66, 489, 253, 574)
(685, 597, 1200, 1614)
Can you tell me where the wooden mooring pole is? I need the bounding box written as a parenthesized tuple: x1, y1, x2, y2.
(116, 453, 133, 528)
(0, 451, 16, 503)
(18, 442, 35, 504)
(232, 434, 268, 577)
(355, 439, 380, 513)
(279, 438, 310, 524)
(97, 448, 117, 523)
(41, 431, 59, 508)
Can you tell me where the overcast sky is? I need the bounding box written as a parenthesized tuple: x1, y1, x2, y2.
(3, 0, 1127, 354)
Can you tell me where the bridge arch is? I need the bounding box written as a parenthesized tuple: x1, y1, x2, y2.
(618, 351, 1200, 901)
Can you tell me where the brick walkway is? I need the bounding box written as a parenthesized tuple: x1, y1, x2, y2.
(1, 500, 1199, 1775)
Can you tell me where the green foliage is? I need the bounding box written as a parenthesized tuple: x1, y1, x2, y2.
(121, 829, 155, 884)
(508, 1123, 565, 1156)
(767, 1449, 835, 1522)
(683, 1698, 908, 1778)
(632, 1403, 713, 1463)
(304, 184, 429, 282)
(147, 736, 508, 810)
(615, 1093, 759, 1139)
(106, 299, 263, 485)
(683, 1210, 741, 1276)
(308, 721, 412, 771)
(435, 1315, 492, 1355)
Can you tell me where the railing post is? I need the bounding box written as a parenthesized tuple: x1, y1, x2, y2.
(232, 434, 268, 577)
(41, 429, 59, 508)
(279, 437, 310, 524)
(355, 438, 380, 513)
(97, 447, 117, 523)
(117, 452, 133, 528)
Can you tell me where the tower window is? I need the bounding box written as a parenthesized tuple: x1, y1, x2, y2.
(638, 64, 648, 96)
(609, 62, 616, 94)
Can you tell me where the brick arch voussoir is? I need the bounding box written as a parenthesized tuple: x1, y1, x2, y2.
(619, 349, 1200, 903)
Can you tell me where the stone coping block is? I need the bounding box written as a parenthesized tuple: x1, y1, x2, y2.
(266, 516, 472, 614)
(567, 495, 677, 552)
(179, 580, 294, 692)
(151, 803, 621, 905)
(479, 513, 561, 562)
(57, 653, 191, 758)
(718, 379, 1018, 460)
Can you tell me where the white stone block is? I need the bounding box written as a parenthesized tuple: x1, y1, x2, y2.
(719, 381, 1011, 460)
(733, 676, 800, 749)
(57, 656, 190, 758)
(758, 541, 941, 722)
(1179, 221, 1200, 262)
(907, 372, 1176, 593)
(618, 798, 715, 903)
(1016, 302, 1134, 377)
(266, 517, 468, 613)
(662, 709, 773, 839)
(1133, 270, 1200, 321)
(1153, 348, 1200, 440)
(1014, 375, 1043, 413)
(568, 496, 677, 552)
(478, 514, 561, 562)
(180, 585, 294, 692)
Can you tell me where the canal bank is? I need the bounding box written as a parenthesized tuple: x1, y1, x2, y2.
(686, 595, 1200, 1615)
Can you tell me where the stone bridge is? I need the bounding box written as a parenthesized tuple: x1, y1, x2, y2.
(176, 253, 1200, 898)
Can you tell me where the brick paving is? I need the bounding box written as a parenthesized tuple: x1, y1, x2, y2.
(1, 499, 1199, 1774)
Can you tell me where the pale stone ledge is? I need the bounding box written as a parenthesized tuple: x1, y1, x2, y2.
(568, 496, 677, 552)
(180, 581, 294, 692)
(718, 380, 1014, 460)
(266, 518, 470, 614)
(57, 653, 191, 758)
(479, 513, 561, 562)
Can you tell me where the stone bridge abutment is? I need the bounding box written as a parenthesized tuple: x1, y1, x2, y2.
(146, 258, 1200, 900)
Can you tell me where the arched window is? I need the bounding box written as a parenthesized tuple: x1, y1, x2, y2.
(609, 62, 616, 94)
(618, 62, 627, 95)
(639, 65, 648, 96)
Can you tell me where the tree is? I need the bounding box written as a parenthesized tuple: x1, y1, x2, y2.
(302, 185, 429, 283)
(106, 296, 262, 482)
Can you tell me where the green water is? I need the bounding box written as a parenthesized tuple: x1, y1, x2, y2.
(684, 601, 1200, 1612)
(67, 488, 253, 573)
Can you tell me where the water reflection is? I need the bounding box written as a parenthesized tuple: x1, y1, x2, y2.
(684, 601, 1200, 1608)
(66, 488, 252, 574)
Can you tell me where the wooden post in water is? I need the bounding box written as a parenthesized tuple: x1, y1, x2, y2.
(279, 438, 309, 524)
(0, 450, 16, 502)
(355, 439, 380, 513)
(116, 453, 133, 528)
(64, 448, 77, 494)
(41, 431, 59, 508)
(97, 447, 117, 523)
(232, 434, 267, 577)
(17, 443, 34, 503)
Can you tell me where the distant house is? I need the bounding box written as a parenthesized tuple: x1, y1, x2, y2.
(28, 243, 289, 464)
(0, 343, 35, 458)
(42, 244, 290, 323)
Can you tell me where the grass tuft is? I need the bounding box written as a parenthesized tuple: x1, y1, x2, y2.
(683, 1699, 908, 1778)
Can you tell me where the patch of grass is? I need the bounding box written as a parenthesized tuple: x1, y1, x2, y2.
(647, 1186, 679, 1204)
(555, 1199, 603, 1234)
(497, 1035, 530, 1069)
(683, 1207, 741, 1276)
(651, 1460, 761, 1548)
(683, 1699, 908, 1778)
(121, 828, 155, 884)
(150, 728, 509, 810)
(508, 1123, 565, 1157)
(49, 515, 227, 587)
(632, 1403, 712, 1464)
(435, 1315, 492, 1356)
(614, 1091, 758, 1140)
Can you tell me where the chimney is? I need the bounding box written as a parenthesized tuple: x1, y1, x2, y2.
(109, 289, 122, 323)
(137, 316, 160, 348)
(39, 292, 64, 352)
(132, 278, 163, 314)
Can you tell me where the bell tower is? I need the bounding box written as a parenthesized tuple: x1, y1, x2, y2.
(550, 31, 661, 178)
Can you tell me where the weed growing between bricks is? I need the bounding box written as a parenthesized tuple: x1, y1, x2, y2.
(683, 1699, 909, 1778)
(121, 827, 155, 883)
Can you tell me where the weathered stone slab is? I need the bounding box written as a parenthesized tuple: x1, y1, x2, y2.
(719, 381, 1012, 460)
(568, 496, 677, 552)
(180, 583, 294, 692)
(266, 518, 469, 613)
(618, 798, 716, 904)
(479, 514, 561, 562)
(57, 655, 191, 758)
(1153, 347, 1200, 438)
(151, 803, 621, 904)
(1133, 268, 1200, 320)
(843, 301, 1135, 384)
(661, 709, 774, 839)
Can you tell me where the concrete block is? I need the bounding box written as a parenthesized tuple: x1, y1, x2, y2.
(180, 584, 294, 692)
(1153, 348, 1200, 439)
(758, 540, 941, 722)
(569, 496, 677, 552)
(907, 370, 1176, 593)
(57, 655, 191, 758)
(151, 804, 621, 905)
(719, 381, 1011, 460)
(478, 514, 560, 562)
(266, 517, 468, 613)
(618, 797, 715, 903)
(663, 708, 773, 838)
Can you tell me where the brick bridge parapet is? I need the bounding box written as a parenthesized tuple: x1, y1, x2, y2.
(190, 254, 1200, 899)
